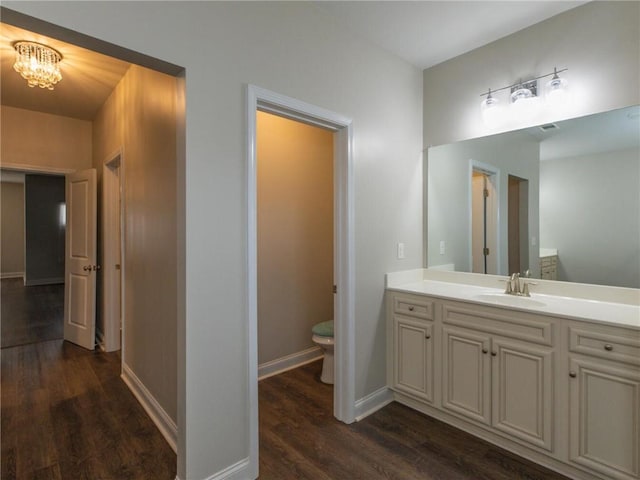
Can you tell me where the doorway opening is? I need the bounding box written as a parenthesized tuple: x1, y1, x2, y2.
(256, 111, 334, 381)
(247, 85, 355, 478)
(470, 163, 499, 275)
(101, 153, 124, 353)
(0, 168, 68, 348)
(508, 175, 530, 275)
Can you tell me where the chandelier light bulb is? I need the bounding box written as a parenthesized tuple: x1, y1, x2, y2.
(13, 41, 63, 90)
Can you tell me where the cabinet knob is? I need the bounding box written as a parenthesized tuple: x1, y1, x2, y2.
(408, 306, 415, 311)
(482, 348, 488, 354)
(425, 334, 431, 339)
(491, 351, 497, 357)
(604, 344, 613, 351)
(569, 371, 577, 378)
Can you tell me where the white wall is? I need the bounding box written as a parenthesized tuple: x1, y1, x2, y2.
(3, 3, 424, 479)
(423, 1, 640, 147)
(540, 147, 640, 288)
(427, 131, 540, 277)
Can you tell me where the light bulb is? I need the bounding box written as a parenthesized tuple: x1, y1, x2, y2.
(481, 90, 502, 128)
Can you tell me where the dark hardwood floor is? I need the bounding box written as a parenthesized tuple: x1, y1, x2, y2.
(2, 278, 569, 480)
(258, 360, 571, 480)
(1, 278, 64, 348)
(1, 340, 177, 479)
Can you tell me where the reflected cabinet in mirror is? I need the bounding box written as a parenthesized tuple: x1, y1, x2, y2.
(427, 105, 640, 289)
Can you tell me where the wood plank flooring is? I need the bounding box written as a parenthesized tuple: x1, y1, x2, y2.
(258, 360, 571, 480)
(1, 278, 64, 348)
(0, 340, 177, 479)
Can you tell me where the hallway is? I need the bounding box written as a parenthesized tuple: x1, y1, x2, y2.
(0, 278, 177, 479)
(0, 340, 177, 479)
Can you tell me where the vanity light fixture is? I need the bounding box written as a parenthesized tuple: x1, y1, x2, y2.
(13, 41, 63, 90)
(480, 67, 568, 127)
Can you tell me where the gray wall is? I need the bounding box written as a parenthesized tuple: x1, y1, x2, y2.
(423, 1, 640, 147)
(24, 174, 65, 285)
(6, 4, 423, 478)
(540, 147, 640, 288)
(1, 181, 25, 277)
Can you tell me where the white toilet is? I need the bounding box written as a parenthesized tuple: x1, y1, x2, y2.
(312, 320, 334, 384)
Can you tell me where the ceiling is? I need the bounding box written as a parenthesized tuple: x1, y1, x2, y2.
(528, 105, 640, 161)
(1, 23, 130, 120)
(1, 2, 586, 120)
(312, 1, 586, 69)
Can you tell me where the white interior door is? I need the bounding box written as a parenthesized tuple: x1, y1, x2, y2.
(63, 168, 97, 350)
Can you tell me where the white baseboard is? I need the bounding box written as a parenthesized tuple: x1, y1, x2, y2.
(121, 363, 177, 453)
(24, 276, 64, 286)
(258, 346, 323, 380)
(203, 457, 251, 480)
(354, 386, 393, 422)
(0, 272, 24, 280)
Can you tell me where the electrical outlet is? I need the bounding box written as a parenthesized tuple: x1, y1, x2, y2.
(397, 242, 405, 259)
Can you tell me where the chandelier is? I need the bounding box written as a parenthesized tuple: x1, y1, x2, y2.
(13, 41, 63, 90)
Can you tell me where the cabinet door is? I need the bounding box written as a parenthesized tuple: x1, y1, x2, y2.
(491, 338, 553, 451)
(442, 327, 491, 425)
(569, 357, 640, 480)
(393, 316, 434, 402)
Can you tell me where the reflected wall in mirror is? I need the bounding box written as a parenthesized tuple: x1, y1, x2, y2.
(427, 105, 640, 289)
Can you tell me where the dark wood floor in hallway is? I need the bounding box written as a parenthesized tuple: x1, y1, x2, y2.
(258, 361, 570, 480)
(0, 340, 177, 480)
(1, 278, 64, 348)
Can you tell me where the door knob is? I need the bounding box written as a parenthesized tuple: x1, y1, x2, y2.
(92, 265, 101, 271)
(83, 265, 91, 271)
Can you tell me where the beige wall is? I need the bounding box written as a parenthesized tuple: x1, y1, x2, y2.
(92, 64, 178, 422)
(1, 181, 25, 276)
(1, 106, 92, 171)
(257, 112, 333, 365)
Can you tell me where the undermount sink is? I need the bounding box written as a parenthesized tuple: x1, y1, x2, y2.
(474, 293, 547, 308)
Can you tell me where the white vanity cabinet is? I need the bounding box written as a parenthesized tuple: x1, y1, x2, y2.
(388, 294, 435, 403)
(386, 285, 640, 480)
(567, 322, 640, 480)
(441, 301, 554, 452)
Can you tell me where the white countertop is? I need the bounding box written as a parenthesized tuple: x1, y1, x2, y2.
(386, 269, 640, 329)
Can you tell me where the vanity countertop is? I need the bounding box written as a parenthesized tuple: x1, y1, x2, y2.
(386, 269, 640, 329)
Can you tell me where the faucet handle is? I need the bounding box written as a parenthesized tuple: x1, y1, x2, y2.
(522, 281, 538, 297)
(499, 278, 513, 294)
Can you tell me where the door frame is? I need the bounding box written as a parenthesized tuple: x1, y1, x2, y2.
(246, 84, 355, 477)
(469, 159, 501, 275)
(102, 150, 125, 353)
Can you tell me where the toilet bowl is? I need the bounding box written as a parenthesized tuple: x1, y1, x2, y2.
(312, 320, 334, 384)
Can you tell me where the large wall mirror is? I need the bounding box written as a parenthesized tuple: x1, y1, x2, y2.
(427, 105, 640, 289)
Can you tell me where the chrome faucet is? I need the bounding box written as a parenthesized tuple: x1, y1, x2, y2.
(503, 272, 536, 297)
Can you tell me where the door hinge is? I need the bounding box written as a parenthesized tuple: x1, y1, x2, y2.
(483, 188, 489, 198)
(333, 285, 337, 294)
(483, 247, 490, 256)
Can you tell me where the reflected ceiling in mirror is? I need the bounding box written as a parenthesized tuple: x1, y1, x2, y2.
(427, 105, 640, 289)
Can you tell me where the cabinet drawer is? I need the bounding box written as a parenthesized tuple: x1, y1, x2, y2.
(443, 302, 554, 345)
(393, 295, 433, 320)
(569, 327, 640, 366)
